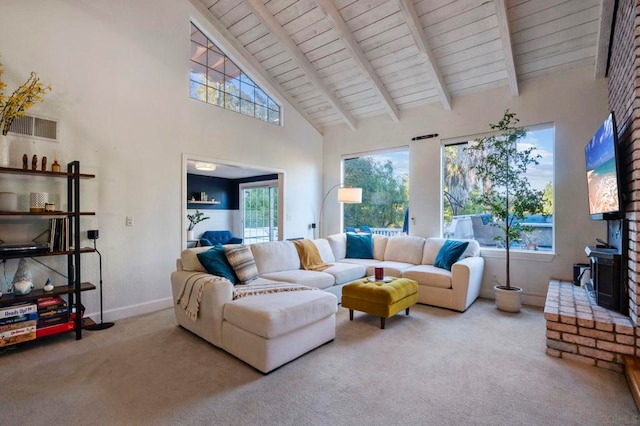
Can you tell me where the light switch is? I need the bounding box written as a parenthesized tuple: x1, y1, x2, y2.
(126, 216, 134, 227)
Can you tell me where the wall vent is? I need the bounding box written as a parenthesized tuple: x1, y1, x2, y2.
(8, 114, 58, 141)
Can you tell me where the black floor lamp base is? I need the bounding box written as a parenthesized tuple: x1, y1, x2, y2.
(85, 322, 114, 331)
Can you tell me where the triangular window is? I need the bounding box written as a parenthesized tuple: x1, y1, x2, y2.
(189, 23, 280, 125)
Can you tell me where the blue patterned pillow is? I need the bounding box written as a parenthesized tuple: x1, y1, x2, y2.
(346, 232, 373, 259)
(434, 240, 469, 271)
(197, 244, 238, 284)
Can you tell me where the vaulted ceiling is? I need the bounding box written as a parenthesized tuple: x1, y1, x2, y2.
(193, 0, 614, 133)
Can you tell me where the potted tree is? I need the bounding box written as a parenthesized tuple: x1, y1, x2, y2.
(465, 110, 545, 312)
(187, 209, 209, 241)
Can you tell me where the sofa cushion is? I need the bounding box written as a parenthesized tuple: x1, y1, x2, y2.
(422, 238, 480, 265)
(364, 261, 415, 277)
(434, 240, 469, 271)
(223, 290, 337, 339)
(197, 244, 238, 284)
(346, 232, 373, 259)
(372, 234, 388, 260)
(259, 270, 336, 290)
(402, 265, 452, 289)
(180, 247, 212, 272)
(383, 236, 425, 264)
(327, 234, 347, 260)
(223, 245, 258, 284)
(251, 240, 300, 274)
(322, 262, 366, 285)
(313, 239, 335, 263)
(337, 258, 381, 269)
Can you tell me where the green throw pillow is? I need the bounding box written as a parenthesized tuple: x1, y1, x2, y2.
(346, 232, 373, 259)
(434, 240, 469, 271)
(197, 244, 238, 284)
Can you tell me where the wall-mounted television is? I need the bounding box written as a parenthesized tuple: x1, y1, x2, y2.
(585, 112, 622, 220)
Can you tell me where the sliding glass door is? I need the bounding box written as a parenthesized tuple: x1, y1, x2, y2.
(241, 181, 278, 244)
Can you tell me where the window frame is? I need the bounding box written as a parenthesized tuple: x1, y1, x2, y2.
(189, 22, 281, 126)
(441, 122, 556, 255)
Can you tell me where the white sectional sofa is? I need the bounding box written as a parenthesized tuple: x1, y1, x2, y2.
(170, 234, 484, 372)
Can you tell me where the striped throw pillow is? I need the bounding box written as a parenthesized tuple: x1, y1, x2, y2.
(223, 244, 258, 284)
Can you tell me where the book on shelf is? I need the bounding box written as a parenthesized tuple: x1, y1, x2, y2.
(0, 303, 38, 320)
(37, 312, 69, 328)
(0, 312, 38, 325)
(0, 323, 37, 347)
(36, 321, 74, 338)
(0, 321, 36, 339)
(0, 319, 37, 334)
(38, 307, 68, 317)
(37, 296, 66, 309)
(48, 217, 69, 252)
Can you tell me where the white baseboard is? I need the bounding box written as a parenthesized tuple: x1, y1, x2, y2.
(85, 297, 173, 323)
(480, 288, 546, 308)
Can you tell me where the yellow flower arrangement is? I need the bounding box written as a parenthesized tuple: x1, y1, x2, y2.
(0, 57, 52, 136)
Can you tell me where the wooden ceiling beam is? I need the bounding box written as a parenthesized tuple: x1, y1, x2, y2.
(246, 0, 358, 130)
(397, 0, 451, 111)
(315, 0, 400, 123)
(595, 0, 615, 79)
(189, 0, 323, 134)
(494, 0, 519, 97)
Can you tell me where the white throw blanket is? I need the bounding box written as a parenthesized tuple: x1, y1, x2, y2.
(177, 275, 317, 321)
(232, 282, 317, 300)
(176, 274, 223, 321)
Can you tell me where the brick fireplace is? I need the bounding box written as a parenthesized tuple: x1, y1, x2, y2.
(545, 281, 637, 373)
(545, 0, 640, 373)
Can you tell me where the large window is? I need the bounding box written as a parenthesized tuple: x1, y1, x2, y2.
(343, 149, 409, 236)
(442, 124, 554, 250)
(189, 23, 280, 125)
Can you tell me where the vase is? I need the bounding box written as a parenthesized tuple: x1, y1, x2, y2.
(0, 134, 9, 167)
(187, 230, 195, 241)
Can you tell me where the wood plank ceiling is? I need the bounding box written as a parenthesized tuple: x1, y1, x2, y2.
(194, 0, 612, 132)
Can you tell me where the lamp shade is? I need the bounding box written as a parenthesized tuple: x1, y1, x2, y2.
(337, 187, 362, 203)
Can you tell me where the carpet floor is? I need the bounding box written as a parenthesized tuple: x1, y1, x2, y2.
(1, 298, 638, 426)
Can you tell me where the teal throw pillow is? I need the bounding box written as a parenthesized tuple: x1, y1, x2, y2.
(346, 232, 373, 259)
(197, 244, 238, 284)
(434, 240, 469, 271)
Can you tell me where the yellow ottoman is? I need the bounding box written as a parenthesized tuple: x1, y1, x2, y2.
(342, 277, 418, 329)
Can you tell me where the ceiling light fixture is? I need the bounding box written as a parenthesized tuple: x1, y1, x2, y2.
(195, 162, 216, 171)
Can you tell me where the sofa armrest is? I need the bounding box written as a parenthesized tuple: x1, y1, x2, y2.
(170, 270, 234, 347)
(450, 256, 485, 312)
(228, 237, 243, 244)
(199, 238, 213, 247)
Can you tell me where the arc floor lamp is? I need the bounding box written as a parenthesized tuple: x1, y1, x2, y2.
(317, 184, 362, 238)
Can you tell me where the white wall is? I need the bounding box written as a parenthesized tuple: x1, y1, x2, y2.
(323, 68, 609, 306)
(0, 0, 322, 320)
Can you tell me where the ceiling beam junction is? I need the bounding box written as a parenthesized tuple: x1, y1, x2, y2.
(246, 0, 358, 130)
(397, 0, 451, 111)
(595, 0, 615, 79)
(494, 0, 519, 97)
(315, 0, 400, 123)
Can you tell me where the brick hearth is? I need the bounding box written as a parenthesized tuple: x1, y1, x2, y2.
(544, 281, 639, 373)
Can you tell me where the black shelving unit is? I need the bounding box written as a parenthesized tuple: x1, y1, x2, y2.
(0, 161, 96, 341)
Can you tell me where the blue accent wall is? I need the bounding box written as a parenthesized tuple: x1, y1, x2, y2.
(186, 173, 278, 210)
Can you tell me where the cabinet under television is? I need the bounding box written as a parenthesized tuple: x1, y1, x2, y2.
(584, 219, 628, 316)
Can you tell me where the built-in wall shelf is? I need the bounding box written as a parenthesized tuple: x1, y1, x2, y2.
(188, 200, 220, 205)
